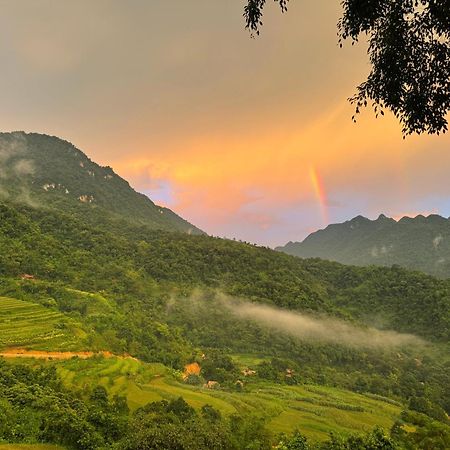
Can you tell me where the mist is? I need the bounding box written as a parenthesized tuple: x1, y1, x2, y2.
(221, 297, 423, 349)
(0, 134, 38, 206)
(0, 134, 34, 179)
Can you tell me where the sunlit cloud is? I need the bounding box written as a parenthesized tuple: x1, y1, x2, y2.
(0, 1, 449, 246)
(114, 100, 435, 245)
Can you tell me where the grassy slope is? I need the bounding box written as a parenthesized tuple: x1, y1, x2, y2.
(0, 296, 84, 350)
(36, 356, 402, 442)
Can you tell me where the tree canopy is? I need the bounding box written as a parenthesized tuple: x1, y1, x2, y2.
(244, 1, 450, 136)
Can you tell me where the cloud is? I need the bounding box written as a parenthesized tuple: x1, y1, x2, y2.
(433, 235, 443, 249)
(0, 134, 33, 172)
(0, 134, 34, 179)
(14, 159, 35, 176)
(239, 212, 279, 231)
(0, 134, 39, 207)
(222, 297, 423, 349)
(0, 133, 27, 162)
(1, 1, 450, 246)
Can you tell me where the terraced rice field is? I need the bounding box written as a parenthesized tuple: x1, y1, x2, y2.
(0, 296, 80, 350)
(52, 356, 402, 441)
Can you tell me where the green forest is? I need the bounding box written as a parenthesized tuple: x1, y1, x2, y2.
(278, 214, 450, 278)
(0, 134, 449, 449)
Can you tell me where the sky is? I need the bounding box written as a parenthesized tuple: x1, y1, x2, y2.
(0, 0, 449, 247)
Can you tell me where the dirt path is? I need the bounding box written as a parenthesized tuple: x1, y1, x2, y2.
(0, 348, 136, 360)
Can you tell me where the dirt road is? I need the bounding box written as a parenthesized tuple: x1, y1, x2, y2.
(0, 348, 135, 360)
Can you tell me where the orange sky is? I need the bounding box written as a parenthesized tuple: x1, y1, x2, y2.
(0, 1, 449, 245)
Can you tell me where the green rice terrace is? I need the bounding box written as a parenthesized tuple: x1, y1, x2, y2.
(0, 296, 82, 350)
(15, 355, 403, 442)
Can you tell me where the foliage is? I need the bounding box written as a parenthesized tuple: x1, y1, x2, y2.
(391, 410, 450, 450)
(50, 355, 405, 442)
(0, 360, 126, 449)
(121, 397, 271, 450)
(0, 138, 449, 448)
(244, 1, 450, 135)
(0, 200, 449, 418)
(278, 213, 450, 279)
(278, 427, 397, 449)
(0, 132, 202, 234)
(0, 296, 81, 350)
(201, 350, 240, 384)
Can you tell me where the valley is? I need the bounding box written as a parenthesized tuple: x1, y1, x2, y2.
(0, 133, 448, 449)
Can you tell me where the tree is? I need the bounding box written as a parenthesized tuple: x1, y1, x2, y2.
(244, 1, 450, 136)
(284, 431, 310, 450)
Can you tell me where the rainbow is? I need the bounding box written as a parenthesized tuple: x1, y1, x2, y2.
(309, 165, 329, 226)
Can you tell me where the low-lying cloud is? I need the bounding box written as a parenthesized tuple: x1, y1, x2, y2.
(0, 134, 38, 206)
(223, 299, 422, 349)
(433, 235, 443, 249)
(0, 134, 34, 179)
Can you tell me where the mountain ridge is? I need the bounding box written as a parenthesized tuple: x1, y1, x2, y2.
(0, 137, 449, 447)
(277, 213, 450, 278)
(0, 131, 203, 235)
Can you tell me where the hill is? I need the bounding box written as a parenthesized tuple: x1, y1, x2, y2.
(0, 296, 82, 350)
(1, 202, 448, 343)
(0, 136, 449, 448)
(35, 355, 404, 441)
(0, 131, 202, 234)
(277, 214, 450, 278)
(0, 201, 448, 403)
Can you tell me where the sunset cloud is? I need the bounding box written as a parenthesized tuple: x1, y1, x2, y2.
(0, 1, 449, 246)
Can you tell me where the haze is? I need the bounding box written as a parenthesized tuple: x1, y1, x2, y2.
(226, 300, 423, 349)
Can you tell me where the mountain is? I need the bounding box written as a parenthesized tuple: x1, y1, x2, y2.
(0, 131, 203, 234)
(0, 199, 449, 445)
(0, 133, 449, 448)
(277, 213, 450, 278)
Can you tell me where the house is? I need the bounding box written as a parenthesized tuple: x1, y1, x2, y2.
(286, 368, 295, 378)
(20, 274, 35, 280)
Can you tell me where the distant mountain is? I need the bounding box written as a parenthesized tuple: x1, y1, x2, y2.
(0, 131, 203, 234)
(0, 158, 449, 443)
(276, 214, 450, 278)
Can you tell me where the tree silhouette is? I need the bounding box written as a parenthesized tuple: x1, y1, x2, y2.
(244, 1, 450, 136)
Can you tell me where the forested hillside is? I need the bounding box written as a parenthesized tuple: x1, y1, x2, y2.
(1, 202, 449, 343)
(277, 214, 450, 278)
(0, 136, 449, 449)
(0, 200, 449, 445)
(0, 132, 202, 234)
